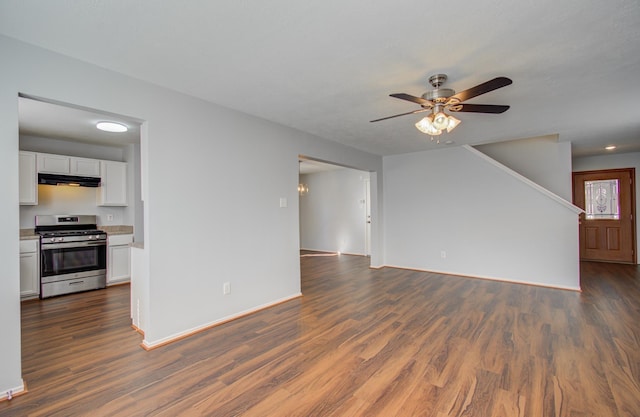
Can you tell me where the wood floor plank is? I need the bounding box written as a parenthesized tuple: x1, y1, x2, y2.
(1, 256, 639, 416)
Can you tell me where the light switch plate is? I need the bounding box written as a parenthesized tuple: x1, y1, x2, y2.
(279, 197, 287, 208)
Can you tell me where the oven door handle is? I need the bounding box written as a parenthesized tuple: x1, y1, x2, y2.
(41, 241, 107, 250)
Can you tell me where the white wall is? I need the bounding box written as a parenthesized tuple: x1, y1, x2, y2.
(20, 135, 125, 160)
(299, 168, 370, 255)
(127, 143, 144, 243)
(474, 134, 573, 201)
(573, 151, 640, 264)
(0, 40, 23, 399)
(0, 35, 383, 395)
(20, 185, 127, 228)
(383, 145, 581, 289)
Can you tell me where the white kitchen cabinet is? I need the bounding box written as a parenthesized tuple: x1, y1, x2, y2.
(108, 234, 133, 284)
(37, 153, 70, 174)
(37, 153, 100, 177)
(70, 156, 101, 177)
(19, 151, 38, 205)
(19, 239, 39, 299)
(98, 160, 128, 206)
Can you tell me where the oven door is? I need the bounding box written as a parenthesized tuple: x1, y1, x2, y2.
(41, 240, 107, 279)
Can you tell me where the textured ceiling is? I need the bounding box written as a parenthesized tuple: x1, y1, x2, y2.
(2, 0, 639, 157)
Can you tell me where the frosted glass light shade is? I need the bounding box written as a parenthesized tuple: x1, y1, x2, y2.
(96, 121, 128, 132)
(415, 116, 441, 135)
(446, 115, 461, 132)
(432, 111, 449, 130)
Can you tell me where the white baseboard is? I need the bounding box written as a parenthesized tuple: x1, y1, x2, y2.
(0, 380, 26, 402)
(300, 248, 366, 256)
(141, 292, 303, 350)
(382, 264, 581, 292)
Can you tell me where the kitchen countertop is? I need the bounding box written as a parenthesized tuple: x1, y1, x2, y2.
(20, 229, 38, 240)
(20, 225, 134, 239)
(100, 225, 134, 235)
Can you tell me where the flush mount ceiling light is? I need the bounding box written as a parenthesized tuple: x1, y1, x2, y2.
(605, 145, 616, 150)
(371, 73, 512, 139)
(96, 121, 128, 133)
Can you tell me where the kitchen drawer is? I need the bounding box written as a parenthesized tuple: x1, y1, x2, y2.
(20, 239, 38, 253)
(41, 275, 106, 298)
(108, 234, 133, 246)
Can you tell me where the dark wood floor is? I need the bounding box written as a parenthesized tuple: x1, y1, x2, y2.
(2, 254, 640, 416)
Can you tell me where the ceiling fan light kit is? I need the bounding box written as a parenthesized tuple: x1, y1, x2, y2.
(415, 114, 441, 135)
(372, 73, 512, 140)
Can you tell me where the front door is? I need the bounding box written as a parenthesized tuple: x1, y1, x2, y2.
(572, 168, 636, 263)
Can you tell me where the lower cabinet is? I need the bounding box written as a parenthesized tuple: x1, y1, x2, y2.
(20, 239, 39, 299)
(107, 234, 133, 285)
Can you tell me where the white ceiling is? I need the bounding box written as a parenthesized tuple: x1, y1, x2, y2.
(2, 1, 639, 157)
(18, 97, 141, 146)
(299, 159, 348, 175)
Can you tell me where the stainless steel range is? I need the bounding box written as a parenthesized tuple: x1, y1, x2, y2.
(35, 215, 107, 298)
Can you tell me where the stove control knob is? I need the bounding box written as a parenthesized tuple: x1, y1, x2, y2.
(94, 235, 102, 240)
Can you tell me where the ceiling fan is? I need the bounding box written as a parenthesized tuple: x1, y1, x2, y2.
(371, 74, 512, 137)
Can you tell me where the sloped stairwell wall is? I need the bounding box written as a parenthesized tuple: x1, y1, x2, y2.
(383, 145, 582, 290)
(474, 134, 572, 201)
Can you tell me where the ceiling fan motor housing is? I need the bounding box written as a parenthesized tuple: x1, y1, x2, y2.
(428, 74, 448, 88)
(422, 74, 455, 103)
(422, 88, 455, 102)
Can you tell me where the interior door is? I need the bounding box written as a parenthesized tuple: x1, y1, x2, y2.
(364, 178, 371, 256)
(572, 168, 636, 263)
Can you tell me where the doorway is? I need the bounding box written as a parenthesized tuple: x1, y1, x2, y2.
(298, 158, 371, 260)
(17, 95, 144, 385)
(572, 168, 636, 263)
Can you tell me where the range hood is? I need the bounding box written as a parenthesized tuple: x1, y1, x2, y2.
(38, 173, 101, 188)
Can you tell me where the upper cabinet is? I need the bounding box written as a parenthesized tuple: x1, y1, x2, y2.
(98, 160, 128, 206)
(70, 157, 101, 177)
(19, 151, 128, 207)
(19, 151, 38, 205)
(37, 153, 101, 177)
(37, 152, 69, 174)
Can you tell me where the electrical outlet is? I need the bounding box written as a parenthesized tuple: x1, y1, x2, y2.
(440, 251, 447, 259)
(223, 282, 231, 295)
(107, 214, 114, 222)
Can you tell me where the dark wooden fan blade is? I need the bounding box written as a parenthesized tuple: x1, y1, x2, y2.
(450, 77, 512, 102)
(390, 93, 431, 106)
(370, 108, 430, 122)
(451, 104, 510, 113)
